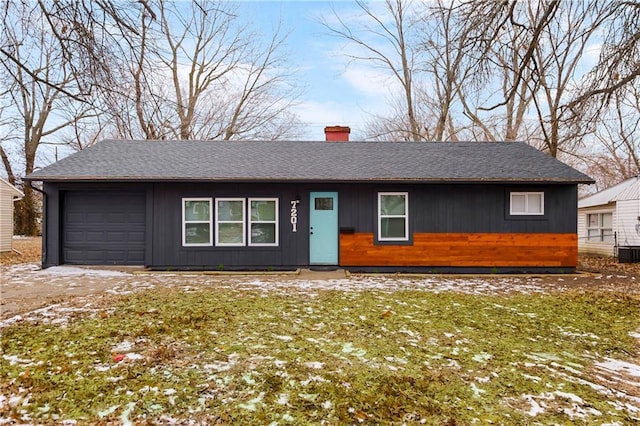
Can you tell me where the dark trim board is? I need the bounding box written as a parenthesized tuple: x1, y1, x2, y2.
(41, 181, 580, 271)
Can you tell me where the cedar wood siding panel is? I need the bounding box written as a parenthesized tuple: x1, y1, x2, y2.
(340, 233, 577, 267)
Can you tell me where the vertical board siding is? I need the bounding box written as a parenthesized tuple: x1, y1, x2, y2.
(43, 181, 579, 269)
(152, 182, 310, 269)
(340, 233, 578, 267)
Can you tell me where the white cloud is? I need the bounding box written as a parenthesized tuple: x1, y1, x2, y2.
(341, 65, 397, 98)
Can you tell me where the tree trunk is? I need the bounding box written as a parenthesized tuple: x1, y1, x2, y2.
(14, 185, 40, 236)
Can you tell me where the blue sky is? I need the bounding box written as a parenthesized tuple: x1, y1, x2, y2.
(238, 1, 389, 140)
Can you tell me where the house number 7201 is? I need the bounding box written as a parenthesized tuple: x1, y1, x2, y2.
(290, 200, 300, 232)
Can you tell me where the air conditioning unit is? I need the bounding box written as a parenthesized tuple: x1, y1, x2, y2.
(618, 246, 640, 263)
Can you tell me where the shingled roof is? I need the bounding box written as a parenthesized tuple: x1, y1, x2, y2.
(26, 140, 593, 184)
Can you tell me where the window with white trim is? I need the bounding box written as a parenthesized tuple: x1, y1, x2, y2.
(182, 198, 212, 246)
(510, 192, 544, 215)
(216, 198, 246, 246)
(378, 192, 408, 241)
(587, 212, 613, 242)
(249, 198, 278, 246)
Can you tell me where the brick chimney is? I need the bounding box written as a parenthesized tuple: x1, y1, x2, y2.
(324, 125, 350, 142)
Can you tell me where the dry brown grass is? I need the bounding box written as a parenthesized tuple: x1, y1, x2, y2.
(0, 237, 42, 265)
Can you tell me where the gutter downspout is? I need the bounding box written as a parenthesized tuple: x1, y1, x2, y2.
(28, 181, 47, 268)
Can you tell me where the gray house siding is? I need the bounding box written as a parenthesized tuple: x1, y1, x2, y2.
(339, 184, 577, 235)
(42, 181, 577, 269)
(151, 182, 308, 269)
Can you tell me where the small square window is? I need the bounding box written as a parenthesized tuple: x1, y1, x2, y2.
(509, 192, 544, 216)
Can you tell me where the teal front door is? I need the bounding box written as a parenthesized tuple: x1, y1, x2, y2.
(309, 192, 338, 265)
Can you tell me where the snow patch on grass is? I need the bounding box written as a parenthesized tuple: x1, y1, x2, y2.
(596, 358, 640, 378)
(37, 266, 131, 277)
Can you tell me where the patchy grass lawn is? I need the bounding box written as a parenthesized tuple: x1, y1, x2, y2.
(1, 286, 639, 424)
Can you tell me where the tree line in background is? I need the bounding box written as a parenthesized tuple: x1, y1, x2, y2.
(1, 0, 639, 235)
(323, 0, 639, 181)
(1, 0, 302, 235)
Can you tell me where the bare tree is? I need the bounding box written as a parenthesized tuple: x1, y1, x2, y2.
(576, 83, 640, 189)
(158, 0, 245, 140)
(567, 1, 640, 111)
(0, 0, 139, 103)
(1, 1, 94, 235)
(451, 0, 562, 113)
(418, 0, 483, 142)
(322, 0, 425, 141)
(96, 0, 301, 141)
(524, 1, 608, 157)
(452, 0, 639, 131)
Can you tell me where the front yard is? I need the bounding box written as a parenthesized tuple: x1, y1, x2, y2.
(1, 274, 639, 425)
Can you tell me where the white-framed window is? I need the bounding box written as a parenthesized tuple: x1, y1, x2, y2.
(587, 212, 613, 242)
(249, 198, 279, 246)
(378, 192, 409, 241)
(182, 198, 212, 246)
(216, 198, 246, 246)
(510, 192, 544, 215)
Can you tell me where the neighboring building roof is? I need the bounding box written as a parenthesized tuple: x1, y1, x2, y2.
(0, 177, 24, 199)
(578, 176, 640, 208)
(26, 140, 594, 184)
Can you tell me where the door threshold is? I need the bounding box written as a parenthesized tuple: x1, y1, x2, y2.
(309, 265, 339, 271)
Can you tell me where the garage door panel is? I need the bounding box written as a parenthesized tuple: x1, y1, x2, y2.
(106, 250, 125, 261)
(107, 213, 126, 223)
(86, 231, 107, 242)
(63, 191, 146, 265)
(87, 212, 106, 223)
(64, 249, 82, 262)
(64, 231, 85, 243)
(106, 231, 125, 242)
(86, 250, 107, 261)
(124, 250, 144, 262)
(67, 213, 84, 222)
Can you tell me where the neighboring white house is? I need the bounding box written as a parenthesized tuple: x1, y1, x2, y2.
(0, 177, 24, 252)
(578, 176, 640, 257)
